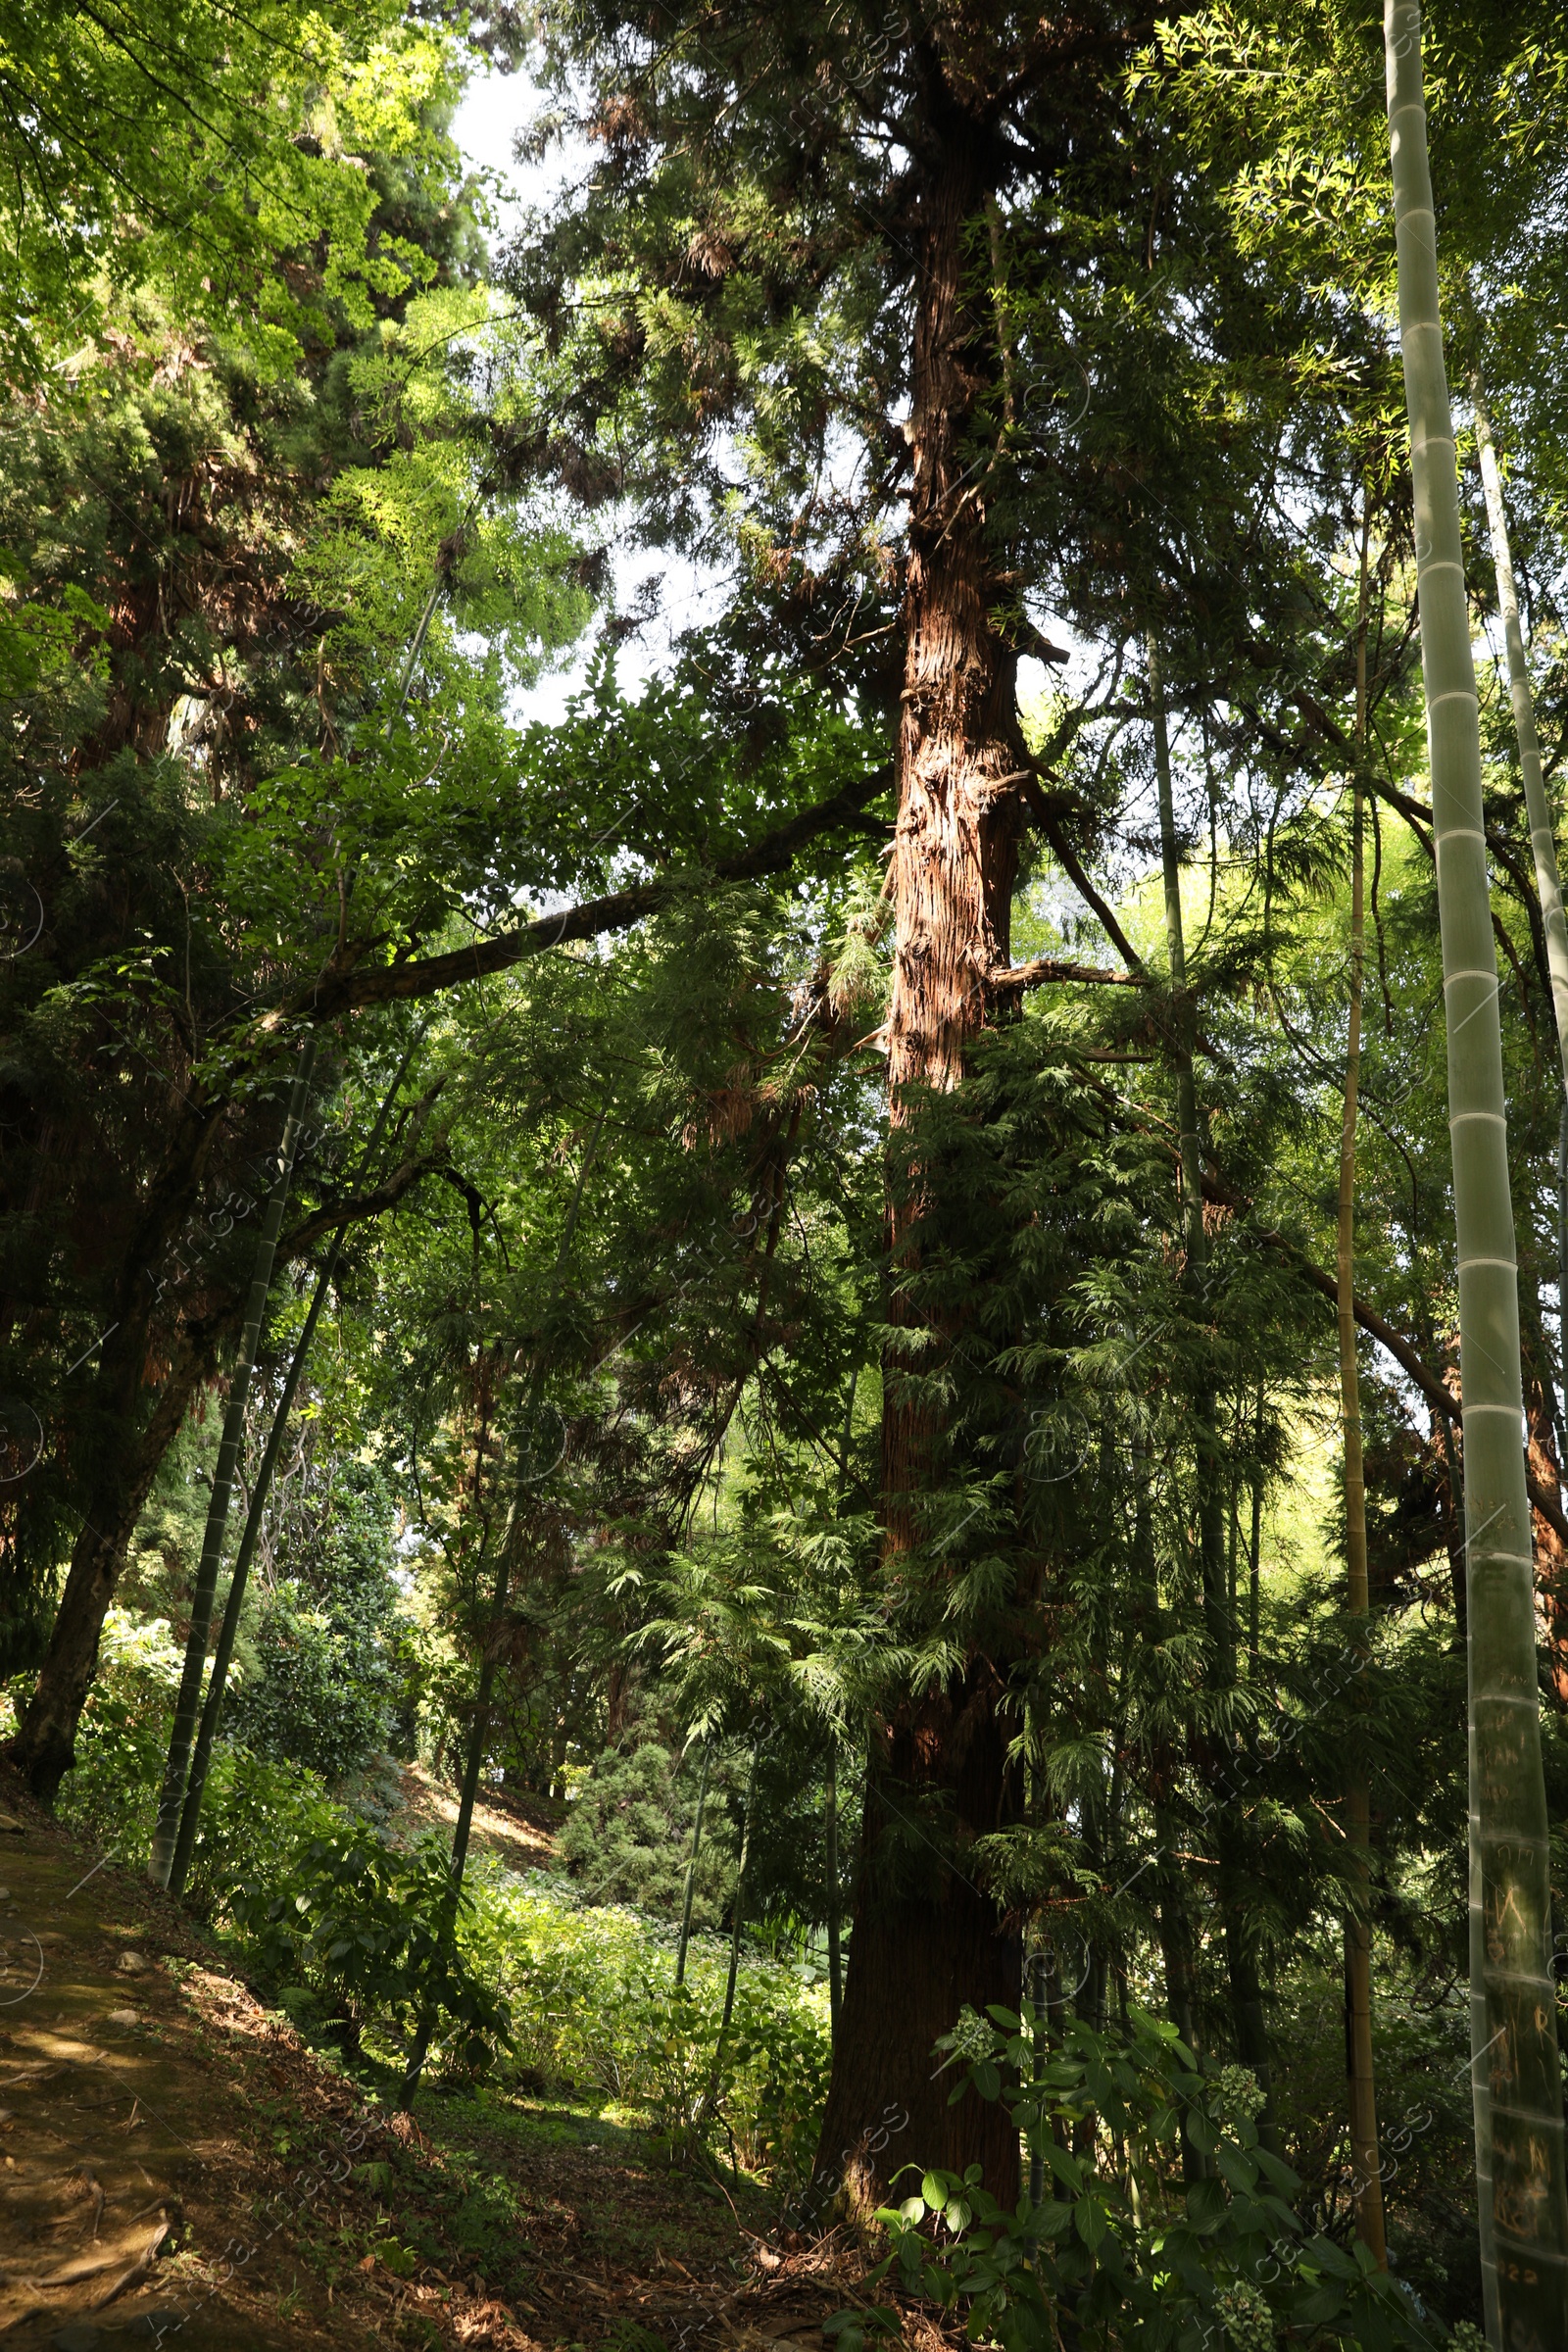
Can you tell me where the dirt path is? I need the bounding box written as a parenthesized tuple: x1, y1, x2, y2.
(0, 1780, 908, 2352)
(0, 1786, 388, 2350)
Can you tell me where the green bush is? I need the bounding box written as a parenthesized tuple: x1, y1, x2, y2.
(559, 1735, 739, 1925)
(52, 1605, 180, 1858)
(838, 2008, 1450, 2352)
(464, 1865, 830, 2179)
(230, 1820, 510, 2074)
(223, 1580, 397, 1783)
(223, 1456, 412, 1783)
(44, 1617, 829, 2177)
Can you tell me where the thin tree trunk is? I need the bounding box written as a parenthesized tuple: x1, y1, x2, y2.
(1559, 1107, 1568, 1437)
(1472, 373, 1568, 1083)
(1149, 635, 1277, 2141)
(1133, 1426, 1206, 2183)
(1336, 533, 1388, 2260)
(705, 1741, 760, 2124)
(1248, 1395, 1263, 1680)
(400, 1106, 603, 2111)
(1474, 377, 1568, 1698)
(149, 1043, 317, 1886)
(1385, 8, 1568, 2334)
(167, 1042, 422, 1894)
(815, 94, 1026, 2210)
(674, 1739, 711, 1990)
(824, 1742, 842, 2040)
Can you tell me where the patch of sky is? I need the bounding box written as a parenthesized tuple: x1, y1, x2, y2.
(453, 69, 733, 726)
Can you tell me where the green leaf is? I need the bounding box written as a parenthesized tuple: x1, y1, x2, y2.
(1293, 2285, 1349, 2324)
(1074, 2197, 1107, 2252)
(1184, 2178, 1229, 2235)
(1215, 2144, 1257, 2193)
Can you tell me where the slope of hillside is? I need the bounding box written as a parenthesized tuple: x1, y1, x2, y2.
(0, 1774, 894, 2352)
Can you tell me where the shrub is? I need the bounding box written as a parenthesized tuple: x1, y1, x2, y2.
(223, 1580, 396, 1783)
(229, 1820, 510, 2074)
(464, 1865, 830, 2179)
(837, 2008, 1446, 2352)
(559, 1735, 738, 1925)
(223, 1455, 411, 1783)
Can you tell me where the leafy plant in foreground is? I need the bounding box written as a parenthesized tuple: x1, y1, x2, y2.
(230, 1823, 509, 2074)
(830, 2009, 1444, 2351)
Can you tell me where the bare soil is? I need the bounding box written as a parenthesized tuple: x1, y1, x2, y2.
(387, 1768, 561, 1881)
(0, 1776, 916, 2352)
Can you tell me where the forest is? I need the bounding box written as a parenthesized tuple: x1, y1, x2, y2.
(5, 0, 1568, 2346)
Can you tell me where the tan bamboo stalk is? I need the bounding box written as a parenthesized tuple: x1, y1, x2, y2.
(1385, 5, 1568, 2336)
(1337, 512, 1387, 2263)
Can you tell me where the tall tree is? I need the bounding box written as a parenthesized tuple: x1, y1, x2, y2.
(1337, 511, 1387, 2265)
(1384, 0, 1568, 2335)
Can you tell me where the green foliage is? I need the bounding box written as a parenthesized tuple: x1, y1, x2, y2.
(560, 1735, 738, 1923)
(0, 0, 473, 377)
(465, 1866, 830, 2180)
(837, 2010, 1443, 2352)
(230, 1821, 509, 2072)
(224, 1585, 398, 1784)
(226, 1457, 410, 1782)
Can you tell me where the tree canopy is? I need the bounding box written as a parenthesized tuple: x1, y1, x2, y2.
(8, 2, 1568, 2345)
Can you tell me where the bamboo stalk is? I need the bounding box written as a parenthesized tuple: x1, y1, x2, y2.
(1384, 5, 1568, 2334)
(825, 1743, 842, 2039)
(148, 1041, 317, 1887)
(1337, 511, 1387, 2262)
(1149, 635, 1275, 2138)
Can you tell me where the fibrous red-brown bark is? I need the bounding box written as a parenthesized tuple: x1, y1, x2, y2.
(813, 96, 1027, 2209)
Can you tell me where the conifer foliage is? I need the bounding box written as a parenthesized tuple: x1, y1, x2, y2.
(10, 1, 1568, 2344)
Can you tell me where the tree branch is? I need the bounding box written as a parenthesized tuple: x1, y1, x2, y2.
(282, 764, 895, 1024)
(1018, 776, 1150, 981)
(280, 1146, 448, 1259)
(991, 956, 1139, 991)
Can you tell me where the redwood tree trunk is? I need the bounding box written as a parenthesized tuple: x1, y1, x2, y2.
(813, 98, 1027, 2208)
(818, 1679, 1022, 2213)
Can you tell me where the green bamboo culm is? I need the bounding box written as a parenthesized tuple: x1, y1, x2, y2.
(1384, 5, 1568, 2339)
(148, 1039, 318, 1888)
